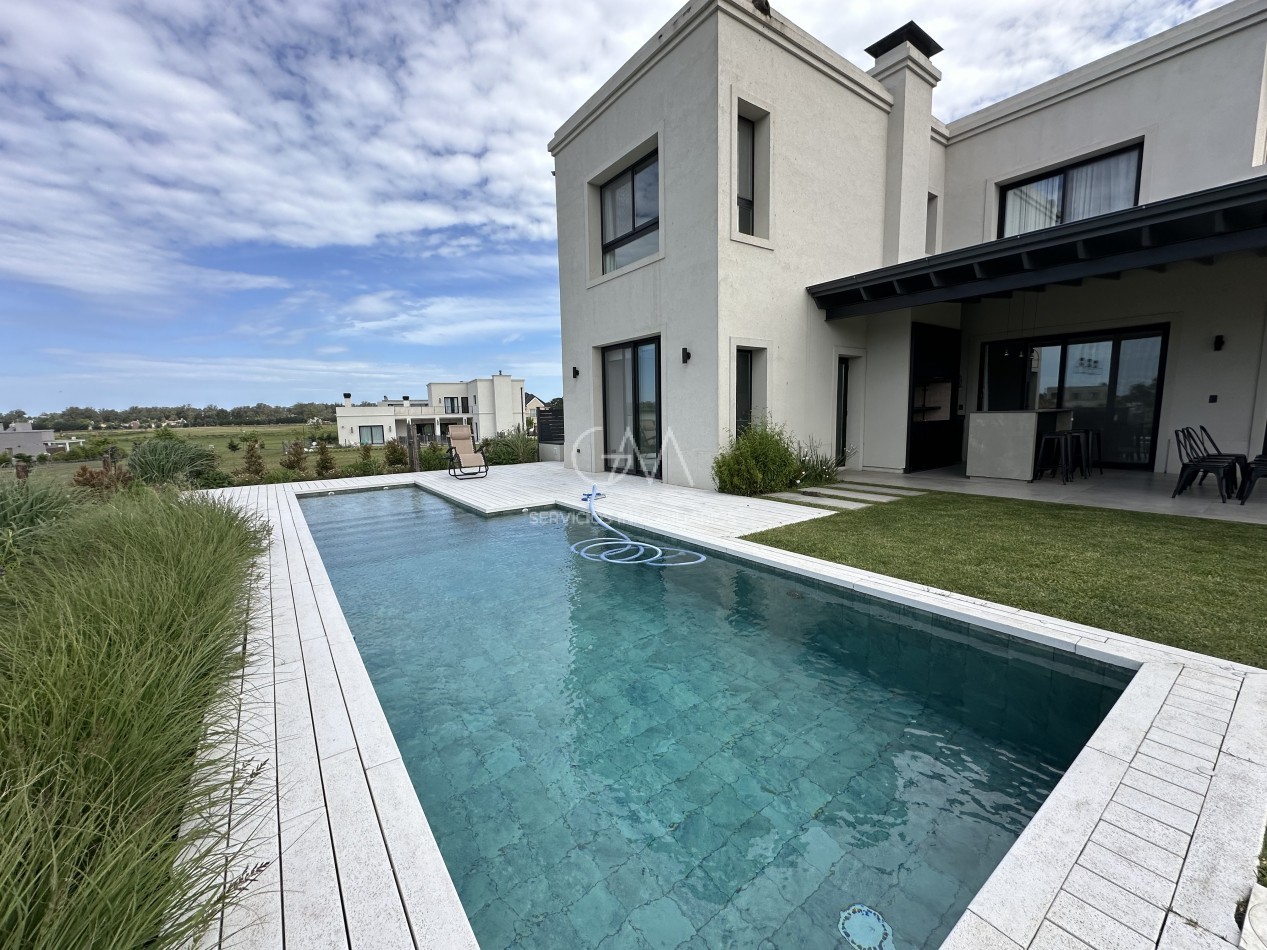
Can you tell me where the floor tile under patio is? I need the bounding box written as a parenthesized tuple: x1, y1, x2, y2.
(838, 465, 1267, 525)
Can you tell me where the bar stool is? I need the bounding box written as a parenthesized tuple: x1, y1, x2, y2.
(1069, 428, 1103, 477)
(1035, 431, 1073, 483)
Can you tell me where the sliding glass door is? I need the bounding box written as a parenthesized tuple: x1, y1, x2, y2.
(602, 338, 661, 477)
(979, 325, 1167, 468)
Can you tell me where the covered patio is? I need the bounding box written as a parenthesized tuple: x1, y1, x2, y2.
(836, 464, 1267, 525)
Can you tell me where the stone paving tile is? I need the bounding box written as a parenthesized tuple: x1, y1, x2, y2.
(1061, 864, 1165, 941)
(1100, 801, 1191, 857)
(1156, 912, 1241, 950)
(1112, 784, 1199, 836)
(1029, 921, 1095, 949)
(1129, 752, 1211, 795)
(1137, 739, 1217, 777)
(1076, 842, 1176, 909)
(1090, 821, 1185, 880)
(1120, 767, 1205, 815)
(1046, 891, 1155, 950)
(1169, 684, 1235, 714)
(1147, 727, 1221, 764)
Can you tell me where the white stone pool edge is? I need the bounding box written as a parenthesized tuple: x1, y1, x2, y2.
(209, 469, 1267, 950)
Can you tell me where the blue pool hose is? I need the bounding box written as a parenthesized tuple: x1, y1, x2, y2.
(570, 485, 706, 567)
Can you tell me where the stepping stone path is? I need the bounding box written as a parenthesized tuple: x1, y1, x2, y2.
(766, 482, 924, 513)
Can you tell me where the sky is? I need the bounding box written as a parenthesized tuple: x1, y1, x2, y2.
(0, 0, 1226, 414)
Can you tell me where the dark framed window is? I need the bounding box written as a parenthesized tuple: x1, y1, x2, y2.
(600, 152, 659, 274)
(358, 425, 385, 446)
(461, 396, 470, 413)
(737, 117, 755, 235)
(443, 396, 459, 413)
(977, 323, 1168, 468)
(998, 145, 1142, 238)
(736, 348, 754, 433)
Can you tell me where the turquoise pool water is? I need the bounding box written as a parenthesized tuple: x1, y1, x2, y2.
(300, 489, 1130, 949)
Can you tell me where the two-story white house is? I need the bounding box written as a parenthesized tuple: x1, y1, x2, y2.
(335, 373, 527, 446)
(550, 0, 1267, 489)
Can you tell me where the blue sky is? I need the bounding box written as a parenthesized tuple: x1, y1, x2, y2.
(0, 0, 1223, 414)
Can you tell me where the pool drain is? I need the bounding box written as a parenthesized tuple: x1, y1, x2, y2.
(838, 904, 894, 950)
(570, 484, 706, 567)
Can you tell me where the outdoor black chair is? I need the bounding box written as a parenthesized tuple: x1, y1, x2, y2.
(1240, 456, 1267, 505)
(1198, 425, 1249, 490)
(1171, 428, 1235, 502)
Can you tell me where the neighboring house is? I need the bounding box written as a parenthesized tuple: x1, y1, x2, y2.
(0, 422, 55, 458)
(550, 0, 1267, 488)
(524, 392, 546, 424)
(335, 373, 527, 446)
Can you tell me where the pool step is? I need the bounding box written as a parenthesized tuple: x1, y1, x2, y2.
(767, 492, 869, 511)
(802, 486, 904, 503)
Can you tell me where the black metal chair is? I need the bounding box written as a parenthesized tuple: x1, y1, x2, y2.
(1035, 431, 1074, 483)
(1171, 428, 1234, 502)
(1239, 456, 1267, 505)
(1197, 426, 1249, 491)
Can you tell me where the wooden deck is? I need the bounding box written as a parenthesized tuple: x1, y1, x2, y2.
(199, 466, 831, 949)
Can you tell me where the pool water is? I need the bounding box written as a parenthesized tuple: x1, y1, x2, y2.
(301, 489, 1130, 949)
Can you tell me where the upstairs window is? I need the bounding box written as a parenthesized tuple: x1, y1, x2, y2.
(999, 146, 1142, 238)
(601, 152, 659, 273)
(738, 116, 755, 235)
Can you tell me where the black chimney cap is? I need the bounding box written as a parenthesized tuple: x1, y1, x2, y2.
(343, 392, 351, 399)
(865, 21, 942, 60)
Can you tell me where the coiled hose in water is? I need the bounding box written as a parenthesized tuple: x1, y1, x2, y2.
(569, 484, 706, 567)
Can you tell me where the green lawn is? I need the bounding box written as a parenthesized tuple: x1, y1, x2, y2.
(746, 492, 1267, 669)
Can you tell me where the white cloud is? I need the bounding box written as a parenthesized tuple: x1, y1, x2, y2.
(0, 0, 1228, 303)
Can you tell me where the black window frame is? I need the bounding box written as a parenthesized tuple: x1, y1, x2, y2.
(461, 396, 470, 414)
(997, 144, 1143, 239)
(358, 425, 385, 446)
(600, 151, 659, 274)
(443, 396, 459, 414)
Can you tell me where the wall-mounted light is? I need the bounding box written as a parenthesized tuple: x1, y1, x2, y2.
(572, 366, 580, 378)
(1214, 335, 1225, 351)
(682, 347, 692, 364)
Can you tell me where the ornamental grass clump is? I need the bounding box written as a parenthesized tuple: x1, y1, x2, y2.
(0, 488, 269, 948)
(127, 435, 220, 487)
(483, 426, 538, 465)
(711, 416, 801, 496)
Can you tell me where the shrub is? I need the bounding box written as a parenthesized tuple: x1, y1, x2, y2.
(796, 437, 843, 488)
(263, 469, 303, 484)
(226, 440, 240, 453)
(126, 437, 219, 488)
(0, 481, 91, 573)
(383, 439, 407, 468)
(0, 489, 268, 947)
(338, 459, 383, 478)
(72, 464, 134, 494)
(192, 469, 234, 490)
(483, 426, 538, 466)
(358, 443, 373, 464)
(419, 442, 449, 472)
(314, 442, 336, 478)
(712, 417, 801, 496)
(237, 439, 265, 480)
(278, 441, 308, 474)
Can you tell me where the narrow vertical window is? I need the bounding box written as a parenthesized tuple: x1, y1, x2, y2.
(599, 152, 659, 274)
(737, 117, 756, 236)
(736, 348, 754, 433)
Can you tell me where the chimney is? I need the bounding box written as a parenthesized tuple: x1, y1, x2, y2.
(867, 21, 942, 265)
(343, 392, 352, 407)
(402, 395, 411, 408)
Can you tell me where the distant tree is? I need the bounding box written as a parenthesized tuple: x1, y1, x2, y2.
(227, 439, 241, 453)
(358, 443, 372, 464)
(384, 439, 407, 468)
(546, 397, 563, 412)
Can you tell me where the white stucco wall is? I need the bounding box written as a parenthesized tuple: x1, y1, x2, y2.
(552, 1, 723, 488)
(941, 1, 1267, 251)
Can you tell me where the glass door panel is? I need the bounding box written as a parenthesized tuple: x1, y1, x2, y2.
(1029, 345, 1062, 409)
(603, 347, 634, 472)
(1109, 335, 1162, 464)
(602, 338, 660, 477)
(637, 342, 660, 477)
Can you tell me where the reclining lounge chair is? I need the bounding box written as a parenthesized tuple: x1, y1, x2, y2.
(447, 425, 489, 479)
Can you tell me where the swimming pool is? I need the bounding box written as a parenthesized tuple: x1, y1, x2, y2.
(301, 488, 1131, 949)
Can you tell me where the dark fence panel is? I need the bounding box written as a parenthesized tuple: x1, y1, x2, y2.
(537, 408, 564, 445)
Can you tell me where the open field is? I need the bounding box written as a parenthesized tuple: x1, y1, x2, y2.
(0, 424, 368, 486)
(747, 491, 1267, 669)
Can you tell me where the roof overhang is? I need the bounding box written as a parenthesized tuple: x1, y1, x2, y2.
(808, 176, 1267, 319)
